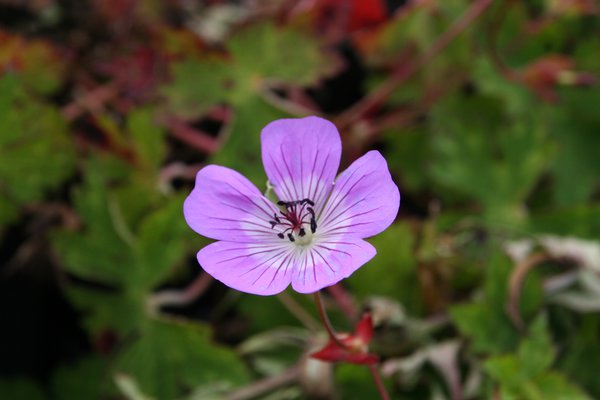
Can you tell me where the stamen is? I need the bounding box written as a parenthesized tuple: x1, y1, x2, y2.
(269, 197, 318, 243)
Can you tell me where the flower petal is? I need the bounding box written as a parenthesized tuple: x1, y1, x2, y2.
(318, 151, 400, 239)
(261, 116, 341, 213)
(197, 241, 295, 295)
(291, 237, 376, 293)
(183, 165, 280, 242)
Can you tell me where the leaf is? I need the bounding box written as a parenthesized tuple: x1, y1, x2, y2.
(67, 286, 143, 335)
(162, 58, 229, 117)
(517, 315, 554, 377)
(528, 204, 600, 239)
(484, 314, 592, 400)
(348, 223, 421, 315)
(558, 316, 600, 398)
(0, 74, 75, 227)
(128, 108, 166, 174)
(0, 377, 45, 400)
(51, 357, 112, 400)
(534, 372, 591, 400)
(429, 93, 548, 226)
(336, 363, 388, 400)
(545, 89, 600, 205)
(451, 252, 542, 354)
(452, 302, 518, 354)
(227, 22, 332, 90)
(163, 23, 331, 117)
(0, 31, 66, 95)
(116, 319, 249, 400)
(210, 97, 287, 186)
(134, 195, 190, 290)
(54, 155, 192, 336)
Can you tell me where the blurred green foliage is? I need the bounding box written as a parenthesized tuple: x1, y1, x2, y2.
(1, 0, 600, 399)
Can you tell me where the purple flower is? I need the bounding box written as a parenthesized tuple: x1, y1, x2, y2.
(183, 116, 400, 295)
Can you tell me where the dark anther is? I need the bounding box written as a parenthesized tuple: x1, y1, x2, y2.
(269, 221, 277, 229)
(287, 233, 295, 242)
(277, 200, 286, 206)
(310, 217, 317, 234)
(298, 228, 306, 237)
(307, 207, 315, 216)
(277, 233, 284, 239)
(304, 199, 315, 206)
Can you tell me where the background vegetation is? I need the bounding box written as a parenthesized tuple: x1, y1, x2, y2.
(1, 0, 599, 399)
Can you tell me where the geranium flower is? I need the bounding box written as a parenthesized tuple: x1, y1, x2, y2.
(183, 116, 400, 295)
(310, 313, 378, 365)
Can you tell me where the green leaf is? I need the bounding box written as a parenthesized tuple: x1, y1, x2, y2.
(116, 319, 249, 400)
(534, 372, 591, 400)
(227, 22, 331, 90)
(429, 93, 548, 226)
(528, 204, 600, 239)
(54, 155, 192, 336)
(210, 97, 286, 186)
(0, 74, 75, 227)
(51, 357, 112, 400)
(452, 302, 518, 354)
(348, 223, 421, 315)
(545, 89, 600, 205)
(162, 58, 229, 117)
(518, 315, 554, 377)
(336, 364, 388, 400)
(134, 195, 190, 290)
(163, 23, 331, 116)
(128, 108, 166, 174)
(451, 252, 542, 354)
(67, 286, 143, 335)
(558, 316, 600, 398)
(485, 314, 592, 400)
(0, 377, 44, 400)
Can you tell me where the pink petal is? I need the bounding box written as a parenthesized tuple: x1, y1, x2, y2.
(197, 241, 295, 295)
(318, 151, 400, 239)
(291, 238, 376, 293)
(183, 165, 280, 242)
(261, 116, 341, 214)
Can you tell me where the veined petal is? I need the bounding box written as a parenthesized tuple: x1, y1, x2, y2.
(291, 237, 376, 293)
(261, 116, 341, 214)
(318, 151, 400, 239)
(183, 165, 280, 242)
(197, 241, 295, 295)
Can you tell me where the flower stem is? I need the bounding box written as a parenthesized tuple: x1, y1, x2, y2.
(313, 291, 348, 349)
(368, 364, 390, 400)
(314, 292, 391, 400)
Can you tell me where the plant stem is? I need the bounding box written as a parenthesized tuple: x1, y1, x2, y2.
(336, 0, 494, 128)
(314, 292, 391, 400)
(313, 291, 348, 349)
(277, 291, 321, 332)
(227, 365, 299, 400)
(368, 363, 391, 400)
(147, 273, 213, 315)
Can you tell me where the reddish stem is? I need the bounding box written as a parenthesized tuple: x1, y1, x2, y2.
(313, 291, 348, 349)
(336, 0, 494, 128)
(368, 363, 391, 400)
